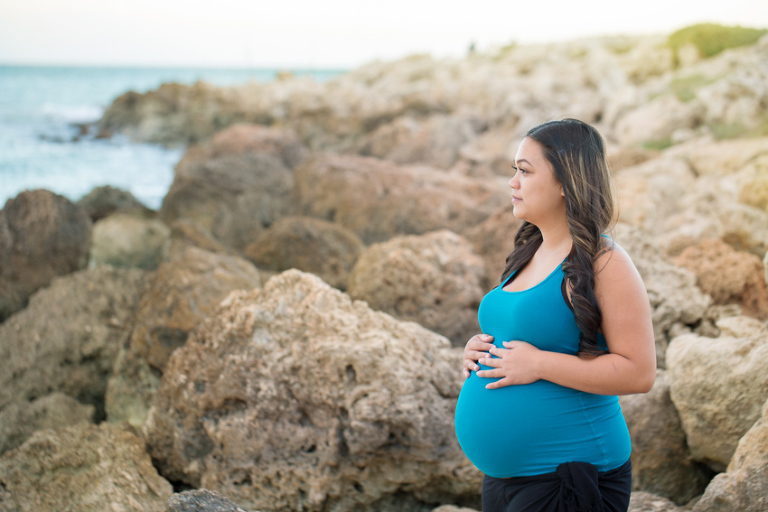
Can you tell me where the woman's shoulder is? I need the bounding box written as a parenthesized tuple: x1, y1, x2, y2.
(594, 236, 641, 284)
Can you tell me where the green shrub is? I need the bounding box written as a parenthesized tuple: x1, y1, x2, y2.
(667, 23, 767, 61)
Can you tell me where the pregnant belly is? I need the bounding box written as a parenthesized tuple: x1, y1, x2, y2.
(454, 371, 627, 478)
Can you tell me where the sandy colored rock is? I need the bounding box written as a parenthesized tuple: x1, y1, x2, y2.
(89, 212, 171, 270)
(106, 244, 263, 428)
(620, 370, 711, 504)
(358, 114, 485, 169)
(143, 269, 480, 512)
(293, 153, 508, 244)
(692, 398, 768, 512)
(628, 491, 686, 512)
(160, 147, 294, 252)
(461, 203, 521, 288)
(0, 393, 94, 455)
(77, 184, 152, 222)
(245, 216, 364, 291)
(738, 153, 768, 213)
(167, 489, 250, 512)
(0, 422, 172, 511)
(673, 238, 768, 319)
(0, 266, 145, 417)
(667, 330, 768, 471)
(348, 230, 486, 346)
(0, 189, 92, 321)
(209, 123, 308, 168)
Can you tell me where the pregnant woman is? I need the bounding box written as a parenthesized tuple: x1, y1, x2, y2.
(454, 119, 656, 512)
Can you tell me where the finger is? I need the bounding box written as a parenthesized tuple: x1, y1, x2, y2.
(486, 378, 511, 389)
(464, 359, 480, 372)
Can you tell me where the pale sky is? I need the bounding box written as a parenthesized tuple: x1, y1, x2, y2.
(1, 0, 767, 69)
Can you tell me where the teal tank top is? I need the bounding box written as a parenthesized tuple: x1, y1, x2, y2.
(454, 263, 631, 478)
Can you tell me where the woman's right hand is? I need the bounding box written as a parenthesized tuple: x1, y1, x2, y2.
(463, 334, 494, 378)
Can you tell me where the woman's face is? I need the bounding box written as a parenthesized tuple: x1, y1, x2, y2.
(509, 137, 565, 225)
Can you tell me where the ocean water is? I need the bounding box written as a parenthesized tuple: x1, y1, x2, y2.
(0, 65, 344, 210)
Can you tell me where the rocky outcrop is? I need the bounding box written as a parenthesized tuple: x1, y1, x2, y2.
(628, 492, 686, 512)
(692, 397, 768, 512)
(348, 230, 486, 346)
(0, 189, 92, 321)
(0, 393, 94, 455)
(77, 185, 152, 222)
(245, 216, 364, 291)
(167, 489, 250, 512)
(0, 422, 173, 511)
(160, 144, 296, 252)
(673, 238, 768, 319)
(89, 212, 171, 270)
(667, 321, 768, 471)
(209, 123, 308, 168)
(0, 266, 145, 417)
(293, 153, 508, 244)
(106, 244, 263, 428)
(357, 114, 486, 169)
(143, 270, 479, 512)
(461, 203, 521, 287)
(620, 370, 711, 504)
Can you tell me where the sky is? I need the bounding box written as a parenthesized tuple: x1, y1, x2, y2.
(1, 0, 767, 69)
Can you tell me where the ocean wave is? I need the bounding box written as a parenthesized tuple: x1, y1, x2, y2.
(40, 103, 104, 124)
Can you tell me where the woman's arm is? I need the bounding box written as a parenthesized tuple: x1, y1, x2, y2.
(477, 244, 656, 395)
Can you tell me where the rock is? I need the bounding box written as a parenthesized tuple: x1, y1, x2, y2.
(0, 422, 172, 511)
(620, 370, 711, 504)
(106, 244, 263, 428)
(245, 216, 364, 291)
(98, 81, 263, 146)
(160, 146, 294, 252)
(612, 223, 711, 368)
(738, 153, 768, 213)
(0, 189, 92, 321)
(628, 491, 686, 512)
(613, 94, 705, 148)
(673, 238, 768, 319)
(348, 230, 486, 346)
(461, 203, 521, 288)
(293, 153, 508, 244)
(667, 329, 768, 471)
(167, 489, 250, 512)
(0, 393, 94, 455)
(666, 136, 768, 177)
(168, 219, 233, 254)
(358, 114, 485, 169)
(77, 185, 152, 222)
(89, 212, 171, 270)
(143, 269, 480, 512)
(0, 266, 145, 418)
(692, 397, 768, 512)
(209, 123, 308, 169)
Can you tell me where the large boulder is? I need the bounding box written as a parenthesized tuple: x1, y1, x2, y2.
(348, 230, 486, 346)
(673, 238, 768, 319)
(0, 393, 94, 455)
(89, 212, 171, 270)
(77, 184, 152, 222)
(0, 266, 145, 417)
(208, 123, 308, 169)
(0, 189, 92, 321)
(0, 422, 173, 511)
(357, 114, 485, 169)
(692, 397, 768, 512)
(620, 370, 711, 504)
(667, 322, 768, 471)
(106, 243, 264, 428)
(245, 216, 364, 291)
(160, 146, 295, 252)
(143, 270, 479, 512)
(293, 153, 508, 244)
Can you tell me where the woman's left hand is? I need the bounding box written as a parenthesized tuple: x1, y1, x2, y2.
(476, 341, 542, 389)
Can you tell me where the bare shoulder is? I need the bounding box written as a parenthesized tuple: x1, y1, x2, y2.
(593, 238, 643, 286)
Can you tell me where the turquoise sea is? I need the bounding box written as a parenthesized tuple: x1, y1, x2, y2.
(0, 65, 344, 210)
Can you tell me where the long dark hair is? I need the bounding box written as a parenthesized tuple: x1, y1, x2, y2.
(500, 119, 615, 355)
